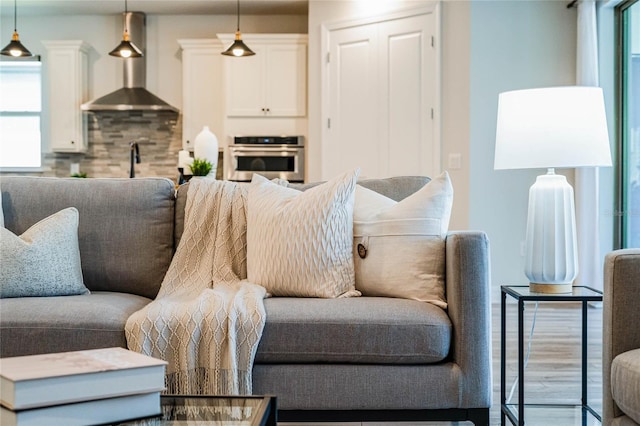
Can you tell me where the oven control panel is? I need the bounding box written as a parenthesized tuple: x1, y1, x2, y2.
(233, 136, 303, 146)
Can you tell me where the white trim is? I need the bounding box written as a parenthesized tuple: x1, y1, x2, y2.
(323, 3, 439, 31)
(600, 0, 626, 9)
(216, 33, 307, 45)
(177, 39, 224, 50)
(0, 167, 50, 173)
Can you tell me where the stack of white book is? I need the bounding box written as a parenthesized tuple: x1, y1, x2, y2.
(0, 347, 167, 426)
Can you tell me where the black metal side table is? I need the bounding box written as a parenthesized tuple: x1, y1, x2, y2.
(500, 285, 603, 426)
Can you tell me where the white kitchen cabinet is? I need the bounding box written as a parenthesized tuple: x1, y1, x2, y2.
(218, 34, 307, 117)
(178, 39, 225, 152)
(42, 40, 90, 153)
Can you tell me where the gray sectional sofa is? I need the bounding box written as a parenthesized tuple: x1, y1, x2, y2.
(0, 176, 492, 425)
(603, 249, 640, 426)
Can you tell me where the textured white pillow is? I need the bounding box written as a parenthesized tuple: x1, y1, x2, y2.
(353, 172, 453, 308)
(247, 169, 361, 298)
(0, 207, 89, 298)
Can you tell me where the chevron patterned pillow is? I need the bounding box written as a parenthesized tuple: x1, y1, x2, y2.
(246, 169, 360, 298)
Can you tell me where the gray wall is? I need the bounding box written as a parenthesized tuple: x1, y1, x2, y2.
(468, 0, 578, 300)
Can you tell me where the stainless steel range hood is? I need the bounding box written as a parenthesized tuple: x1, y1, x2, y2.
(81, 12, 178, 113)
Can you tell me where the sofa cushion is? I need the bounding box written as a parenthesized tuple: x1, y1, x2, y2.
(1, 208, 89, 298)
(247, 170, 360, 298)
(612, 348, 640, 424)
(0, 292, 151, 358)
(255, 296, 451, 364)
(0, 177, 175, 299)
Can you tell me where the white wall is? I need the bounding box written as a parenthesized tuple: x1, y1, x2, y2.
(307, 0, 471, 231)
(308, 0, 580, 302)
(468, 1, 578, 301)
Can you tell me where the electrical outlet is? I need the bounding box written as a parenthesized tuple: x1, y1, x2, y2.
(448, 153, 462, 170)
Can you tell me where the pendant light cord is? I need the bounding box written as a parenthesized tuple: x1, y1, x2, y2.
(124, 0, 129, 33)
(13, 0, 17, 31)
(236, 0, 240, 31)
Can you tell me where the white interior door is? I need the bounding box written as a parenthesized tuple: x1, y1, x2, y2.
(325, 24, 379, 179)
(322, 7, 439, 180)
(381, 14, 435, 177)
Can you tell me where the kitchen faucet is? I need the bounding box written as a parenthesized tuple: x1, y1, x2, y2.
(130, 141, 141, 178)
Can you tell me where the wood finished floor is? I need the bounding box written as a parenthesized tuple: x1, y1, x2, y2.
(280, 301, 604, 426)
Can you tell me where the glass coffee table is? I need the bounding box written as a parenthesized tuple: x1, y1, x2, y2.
(119, 395, 277, 426)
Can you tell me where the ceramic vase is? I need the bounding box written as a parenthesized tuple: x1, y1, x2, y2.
(193, 126, 218, 177)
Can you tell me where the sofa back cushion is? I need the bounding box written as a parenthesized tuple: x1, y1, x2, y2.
(0, 177, 175, 299)
(174, 176, 432, 247)
(291, 176, 431, 202)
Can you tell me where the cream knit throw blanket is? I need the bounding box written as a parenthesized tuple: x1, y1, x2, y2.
(125, 178, 266, 395)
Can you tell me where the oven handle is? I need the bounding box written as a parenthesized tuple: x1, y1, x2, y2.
(230, 148, 302, 155)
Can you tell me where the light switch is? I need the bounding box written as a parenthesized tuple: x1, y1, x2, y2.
(448, 153, 462, 170)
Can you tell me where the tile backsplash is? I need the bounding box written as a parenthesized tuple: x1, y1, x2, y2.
(4, 110, 224, 182)
(44, 110, 184, 182)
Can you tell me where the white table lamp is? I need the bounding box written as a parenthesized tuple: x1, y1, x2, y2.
(494, 86, 612, 293)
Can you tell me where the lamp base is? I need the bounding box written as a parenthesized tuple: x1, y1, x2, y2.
(524, 170, 579, 286)
(529, 283, 573, 294)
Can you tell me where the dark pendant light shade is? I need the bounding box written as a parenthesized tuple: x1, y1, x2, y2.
(221, 0, 255, 57)
(222, 31, 255, 57)
(1, 0, 33, 57)
(1, 32, 32, 57)
(109, 30, 143, 58)
(109, 0, 143, 58)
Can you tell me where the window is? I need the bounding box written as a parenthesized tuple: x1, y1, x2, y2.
(617, 0, 640, 248)
(0, 60, 42, 168)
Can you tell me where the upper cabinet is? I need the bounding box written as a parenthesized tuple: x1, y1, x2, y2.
(42, 40, 90, 153)
(178, 39, 225, 152)
(218, 34, 307, 118)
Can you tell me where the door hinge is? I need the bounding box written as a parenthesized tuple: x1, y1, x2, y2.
(328, 118, 331, 129)
(326, 52, 330, 63)
(431, 108, 434, 119)
(431, 36, 435, 48)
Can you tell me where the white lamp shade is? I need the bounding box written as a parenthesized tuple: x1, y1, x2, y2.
(494, 86, 612, 170)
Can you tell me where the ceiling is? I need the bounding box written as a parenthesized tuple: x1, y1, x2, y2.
(0, 0, 308, 16)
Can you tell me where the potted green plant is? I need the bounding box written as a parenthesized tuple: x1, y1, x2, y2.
(189, 158, 213, 177)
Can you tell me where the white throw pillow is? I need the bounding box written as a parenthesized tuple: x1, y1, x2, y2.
(0, 207, 89, 298)
(247, 169, 361, 298)
(353, 171, 453, 308)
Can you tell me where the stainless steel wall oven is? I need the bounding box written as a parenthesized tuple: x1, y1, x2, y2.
(225, 136, 305, 182)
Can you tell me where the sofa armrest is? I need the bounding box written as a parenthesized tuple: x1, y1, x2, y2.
(603, 249, 640, 424)
(445, 231, 492, 407)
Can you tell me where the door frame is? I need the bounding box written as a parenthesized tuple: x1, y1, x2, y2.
(320, 2, 442, 179)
